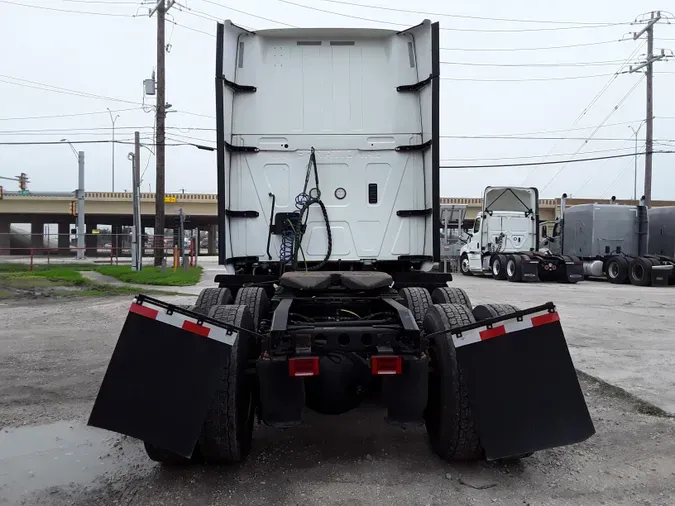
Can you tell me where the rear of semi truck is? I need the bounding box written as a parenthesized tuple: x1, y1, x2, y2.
(459, 187, 583, 283)
(87, 19, 594, 466)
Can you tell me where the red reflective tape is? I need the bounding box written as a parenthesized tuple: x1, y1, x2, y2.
(531, 312, 560, 327)
(128, 303, 159, 320)
(182, 320, 210, 337)
(479, 325, 506, 341)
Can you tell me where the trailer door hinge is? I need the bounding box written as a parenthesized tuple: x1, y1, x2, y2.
(219, 75, 256, 93)
(395, 139, 432, 152)
(397, 208, 432, 217)
(225, 210, 260, 218)
(396, 73, 434, 92)
(224, 141, 259, 153)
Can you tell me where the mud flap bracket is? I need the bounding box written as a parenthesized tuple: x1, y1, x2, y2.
(452, 303, 595, 460)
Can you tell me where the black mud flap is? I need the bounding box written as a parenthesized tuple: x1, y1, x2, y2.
(562, 261, 584, 283)
(451, 303, 595, 460)
(520, 259, 540, 282)
(87, 296, 238, 458)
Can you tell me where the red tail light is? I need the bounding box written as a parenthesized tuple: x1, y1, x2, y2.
(288, 357, 320, 377)
(371, 356, 402, 375)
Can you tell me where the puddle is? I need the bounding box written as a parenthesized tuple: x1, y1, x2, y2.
(0, 420, 148, 505)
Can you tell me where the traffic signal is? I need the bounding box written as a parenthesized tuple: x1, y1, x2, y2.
(18, 173, 28, 190)
(69, 201, 78, 216)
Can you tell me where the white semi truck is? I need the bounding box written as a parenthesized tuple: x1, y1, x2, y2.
(459, 187, 583, 283)
(462, 188, 674, 286)
(87, 20, 594, 466)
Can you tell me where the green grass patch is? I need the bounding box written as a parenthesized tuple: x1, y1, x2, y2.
(93, 265, 203, 286)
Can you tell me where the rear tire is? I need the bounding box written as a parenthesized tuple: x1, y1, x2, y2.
(431, 287, 472, 309)
(423, 303, 483, 461)
(491, 255, 507, 280)
(628, 256, 652, 286)
(473, 303, 520, 321)
(506, 255, 523, 282)
(198, 304, 256, 464)
(399, 287, 432, 328)
(460, 254, 473, 276)
(195, 288, 233, 313)
(234, 286, 270, 333)
(605, 256, 628, 284)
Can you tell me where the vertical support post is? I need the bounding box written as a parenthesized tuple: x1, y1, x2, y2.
(644, 21, 654, 209)
(76, 151, 86, 260)
(154, 0, 167, 267)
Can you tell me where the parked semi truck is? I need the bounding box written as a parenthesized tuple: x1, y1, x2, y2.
(87, 20, 594, 466)
(459, 187, 583, 283)
(542, 195, 674, 286)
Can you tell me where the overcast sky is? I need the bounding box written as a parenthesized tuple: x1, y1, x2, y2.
(1, 0, 674, 200)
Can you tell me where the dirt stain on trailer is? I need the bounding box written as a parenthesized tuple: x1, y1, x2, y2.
(0, 420, 152, 505)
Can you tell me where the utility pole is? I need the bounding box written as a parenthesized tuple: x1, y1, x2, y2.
(629, 10, 672, 208)
(149, 0, 175, 266)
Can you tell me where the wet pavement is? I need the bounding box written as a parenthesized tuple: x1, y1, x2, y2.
(1, 281, 675, 504)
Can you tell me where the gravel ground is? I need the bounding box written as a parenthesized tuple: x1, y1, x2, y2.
(1, 281, 674, 505)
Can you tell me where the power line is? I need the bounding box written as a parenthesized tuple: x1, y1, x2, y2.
(440, 73, 625, 82)
(0, 74, 214, 118)
(439, 135, 674, 142)
(440, 145, 638, 163)
(200, 0, 296, 27)
(1, 0, 138, 17)
(573, 137, 635, 195)
(520, 41, 646, 184)
(0, 107, 142, 122)
(439, 150, 675, 169)
(539, 74, 646, 192)
(441, 59, 642, 68)
(313, 0, 631, 26)
(277, 0, 628, 33)
(440, 40, 625, 52)
(600, 149, 643, 198)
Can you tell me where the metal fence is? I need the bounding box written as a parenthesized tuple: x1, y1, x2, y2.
(0, 232, 208, 269)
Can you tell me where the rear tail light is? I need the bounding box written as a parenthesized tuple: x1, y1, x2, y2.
(371, 356, 402, 375)
(288, 357, 320, 377)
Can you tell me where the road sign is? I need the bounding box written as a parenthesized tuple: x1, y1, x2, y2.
(18, 190, 29, 196)
(92, 229, 101, 235)
(164, 196, 177, 203)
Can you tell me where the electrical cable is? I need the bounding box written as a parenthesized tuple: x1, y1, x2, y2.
(201, 0, 296, 27)
(573, 137, 634, 196)
(600, 149, 643, 198)
(439, 150, 675, 170)
(285, 148, 332, 271)
(540, 74, 645, 192)
(277, 0, 627, 33)
(1, 0, 138, 17)
(0, 107, 143, 122)
(519, 40, 646, 184)
(313, 0, 631, 26)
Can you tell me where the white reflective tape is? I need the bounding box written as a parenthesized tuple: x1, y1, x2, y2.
(451, 309, 560, 349)
(142, 301, 237, 346)
(452, 328, 482, 348)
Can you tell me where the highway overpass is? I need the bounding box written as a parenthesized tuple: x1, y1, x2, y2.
(1, 191, 672, 255)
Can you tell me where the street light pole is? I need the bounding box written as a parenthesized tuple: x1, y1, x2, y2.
(107, 108, 120, 192)
(61, 138, 86, 259)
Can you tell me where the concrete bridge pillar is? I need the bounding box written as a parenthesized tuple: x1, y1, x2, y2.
(86, 224, 98, 257)
(0, 219, 10, 255)
(207, 224, 217, 256)
(31, 219, 45, 254)
(58, 222, 71, 255)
